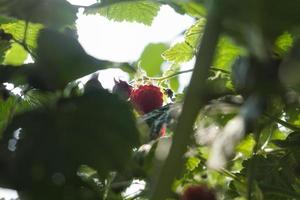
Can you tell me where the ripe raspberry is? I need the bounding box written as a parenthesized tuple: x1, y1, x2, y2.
(130, 85, 163, 114)
(112, 79, 132, 100)
(182, 185, 216, 200)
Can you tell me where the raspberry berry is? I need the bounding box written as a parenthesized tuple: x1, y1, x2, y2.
(130, 85, 163, 114)
(182, 185, 216, 200)
(112, 79, 132, 100)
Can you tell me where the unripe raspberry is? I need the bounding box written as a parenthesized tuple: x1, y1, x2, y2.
(182, 185, 216, 200)
(130, 84, 163, 114)
(112, 79, 132, 100)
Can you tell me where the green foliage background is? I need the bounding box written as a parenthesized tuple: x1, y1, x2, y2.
(0, 0, 300, 200)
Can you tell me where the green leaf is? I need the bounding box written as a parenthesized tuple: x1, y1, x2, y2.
(186, 157, 200, 171)
(273, 132, 300, 148)
(84, 0, 160, 26)
(0, 89, 140, 199)
(219, 0, 300, 47)
(162, 42, 194, 63)
(274, 32, 293, 56)
(0, 40, 11, 63)
(169, 77, 179, 92)
(0, 97, 16, 137)
(0, 16, 18, 25)
(1, 0, 77, 28)
(236, 134, 255, 158)
(0, 19, 43, 51)
(162, 19, 205, 64)
(185, 18, 206, 47)
(213, 37, 242, 71)
(173, 0, 206, 18)
(0, 26, 118, 90)
(241, 154, 300, 199)
(139, 43, 167, 76)
(4, 43, 28, 65)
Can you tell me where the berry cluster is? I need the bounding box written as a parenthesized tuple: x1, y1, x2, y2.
(182, 185, 216, 200)
(130, 85, 163, 114)
(113, 80, 163, 114)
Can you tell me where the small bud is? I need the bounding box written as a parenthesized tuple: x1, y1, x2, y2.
(85, 73, 103, 93)
(112, 79, 132, 100)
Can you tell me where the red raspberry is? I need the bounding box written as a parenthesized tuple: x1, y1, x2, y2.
(112, 79, 132, 100)
(160, 126, 166, 137)
(130, 85, 163, 114)
(182, 185, 216, 200)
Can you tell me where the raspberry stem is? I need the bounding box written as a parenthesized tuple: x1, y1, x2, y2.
(141, 67, 230, 82)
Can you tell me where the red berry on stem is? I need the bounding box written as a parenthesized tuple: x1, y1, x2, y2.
(130, 85, 163, 114)
(182, 185, 216, 200)
(112, 79, 132, 100)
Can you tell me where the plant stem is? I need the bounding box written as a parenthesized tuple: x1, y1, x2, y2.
(211, 67, 230, 74)
(218, 168, 244, 184)
(147, 67, 230, 82)
(22, 20, 29, 44)
(149, 1, 221, 199)
(263, 113, 300, 131)
(150, 69, 194, 81)
(247, 128, 261, 200)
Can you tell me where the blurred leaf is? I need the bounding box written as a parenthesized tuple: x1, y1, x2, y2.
(0, 97, 16, 137)
(213, 37, 242, 71)
(0, 89, 140, 199)
(241, 154, 299, 199)
(84, 0, 160, 25)
(1, 0, 77, 28)
(120, 63, 136, 75)
(28, 28, 127, 90)
(236, 134, 255, 158)
(0, 40, 11, 63)
(162, 42, 194, 63)
(139, 43, 167, 76)
(4, 43, 28, 65)
(0, 16, 18, 25)
(174, 1, 206, 17)
(169, 77, 179, 92)
(186, 157, 200, 171)
(0, 19, 43, 52)
(274, 32, 293, 56)
(220, 0, 300, 47)
(77, 165, 103, 196)
(273, 131, 300, 148)
(157, 0, 206, 17)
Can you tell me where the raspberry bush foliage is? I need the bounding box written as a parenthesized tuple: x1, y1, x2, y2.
(1, 0, 300, 200)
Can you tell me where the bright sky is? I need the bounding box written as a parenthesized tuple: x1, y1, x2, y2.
(71, 0, 195, 89)
(0, 1, 194, 198)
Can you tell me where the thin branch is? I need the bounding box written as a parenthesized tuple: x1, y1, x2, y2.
(217, 168, 244, 184)
(211, 67, 230, 74)
(247, 128, 261, 200)
(150, 1, 221, 199)
(263, 113, 300, 131)
(150, 69, 194, 81)
(145, 67, 230, 82)
(22, 20, 29, 44)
